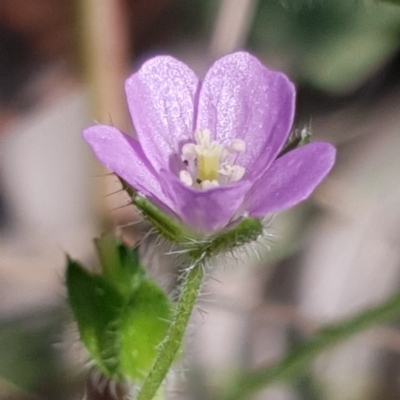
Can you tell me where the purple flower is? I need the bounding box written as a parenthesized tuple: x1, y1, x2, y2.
(83, 52, 335, 235)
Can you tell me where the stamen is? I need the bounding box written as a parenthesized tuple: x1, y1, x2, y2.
(201, 180, 219, 190)
(178, 129, 246, 189)
(179, 170, 193, 187)
(195, 129, 211, 146)
(229, 165, 245, 182)
(218, 165, 232, 176)
(181, 143, 197, 161)
(219, 165, 245, 182)
(229, 139, 246, 153)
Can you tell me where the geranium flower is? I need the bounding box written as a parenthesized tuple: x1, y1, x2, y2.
(83, 52, 335, 235)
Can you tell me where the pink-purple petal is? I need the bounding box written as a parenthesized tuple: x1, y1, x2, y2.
(83, 52, 336, 237)
(160, 171, 252, 234)
(246, 142, 336, 217)
(83, 125, 174, 209)
(196, 52, 295, 178)
(125, 56, 200, 172)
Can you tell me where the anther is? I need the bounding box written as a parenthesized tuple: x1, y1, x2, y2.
(201, 180, 219, 189)
(181, 143, 197, 161)
(229, 165, 246, 182)
(229, 139, 246, 153)
(179, 170, 193, 187)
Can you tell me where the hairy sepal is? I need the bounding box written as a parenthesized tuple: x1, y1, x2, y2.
(133, 196, 191, 244)
(186, 218, 264, 260)
(133, 195, 263, 261)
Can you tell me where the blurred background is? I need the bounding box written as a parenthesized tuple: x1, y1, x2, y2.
(1, 0, 400, 399)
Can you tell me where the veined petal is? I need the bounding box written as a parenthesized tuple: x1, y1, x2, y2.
(125, 56, 200, 172)
(83, 125, 174, 210)
(196, 52, 295, 178)
(246, 143, 336, 217)
(160, 171, 252, 235)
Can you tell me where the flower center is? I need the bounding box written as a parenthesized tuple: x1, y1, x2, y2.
(179, 129, 246, 189)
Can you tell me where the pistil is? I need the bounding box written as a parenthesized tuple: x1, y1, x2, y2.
(179, 129, 246, 189)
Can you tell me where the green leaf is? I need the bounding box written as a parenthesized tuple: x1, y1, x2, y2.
(66, 258, 123, 378)
(66, 243, 173, 382)
(120, 280, 172, 381)
(94, 235, 145, 296)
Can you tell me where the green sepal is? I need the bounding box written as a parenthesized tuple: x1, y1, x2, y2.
(66, 240, 173, 382)
(133, 196, 191, 244)
(66, 258, 123, 378)
(122, 180, 191, 244)
(188, 218, 263, 260)
(279, 127, 312, 157)
(134, 196, 263, 259)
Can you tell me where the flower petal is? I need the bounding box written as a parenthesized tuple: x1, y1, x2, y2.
(125, 56, 200, 172)
(246, 143, 336, 216)
(196, 52, 295, 178)
(160, 171, 252, 235)
(83, 125, 174, 209)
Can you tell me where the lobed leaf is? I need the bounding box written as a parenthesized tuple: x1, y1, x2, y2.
(66, 258, 123, 377)
(66, 242, 173, 382)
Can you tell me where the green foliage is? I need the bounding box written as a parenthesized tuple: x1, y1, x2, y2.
(94, 235, 145, 297)
(380, 0, 400, 5)
(66, 237, 172, 382)
(66, 259, 123, 377)
(120, 280, 173, 381)
(250, 0, 400, 93)
(0, 309, 67, 396)
(223, 288, 400, 400)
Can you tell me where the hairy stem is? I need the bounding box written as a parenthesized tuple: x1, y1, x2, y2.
(136, 263, 204, 400)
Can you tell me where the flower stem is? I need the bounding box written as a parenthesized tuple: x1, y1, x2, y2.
(136, 263, 204, 400)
